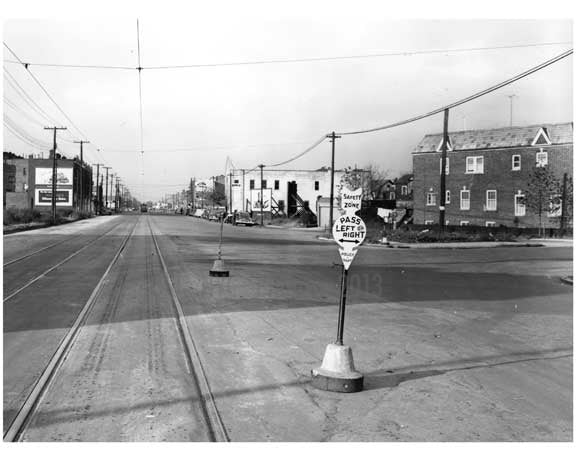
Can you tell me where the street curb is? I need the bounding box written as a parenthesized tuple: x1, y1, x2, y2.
(316, 236, 549, 249)
(386, 242, 545, 249)
(3, 222, 50, 235)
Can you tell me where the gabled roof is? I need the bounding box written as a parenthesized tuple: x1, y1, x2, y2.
(412, 122, 573, 153)
(395, 173, 414, 184)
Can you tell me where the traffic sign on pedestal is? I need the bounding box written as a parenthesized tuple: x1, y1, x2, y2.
(312, 187, 365, 393)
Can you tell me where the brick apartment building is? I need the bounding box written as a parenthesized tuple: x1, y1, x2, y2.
(412, 123, 573, 228)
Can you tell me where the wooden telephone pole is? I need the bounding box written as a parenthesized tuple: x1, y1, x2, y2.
(44, 127, 67, 224)
(327, 131, 341, 229)
(73, 140, 89, 213)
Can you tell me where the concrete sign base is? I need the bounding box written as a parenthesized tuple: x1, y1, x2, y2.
(311, 343, 363, 393)
(209, 258, 230, 277)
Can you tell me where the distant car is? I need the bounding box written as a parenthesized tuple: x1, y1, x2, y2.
(208, 211, 225, 222)
(233, 212, 256, 226)
(140, 204, 148, 213)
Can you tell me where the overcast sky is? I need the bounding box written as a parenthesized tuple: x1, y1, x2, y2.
(2, 3, 573, 202)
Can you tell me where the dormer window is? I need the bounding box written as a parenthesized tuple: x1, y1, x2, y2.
(531, 127, 552, 146)
(436, 137, 453, 152)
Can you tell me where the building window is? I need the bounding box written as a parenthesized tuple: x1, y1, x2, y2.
(23, 167, 26, 176)
(460, 189, 470, 210)
(485, 190, 497, 211)
(426, 192, 436, 206)
(274, 180, 280, 190)
(233, 179, 239, 184)
(440, 158, 449, 175)
(485, 221, 496, 227)
(424, 220, 434, 225)
(460, 221, 469, 226)
(401, 185, 408, 195)
(314, 180, 319, 191)
(390, 192, 395, 200)
(261, 180, 267, 189)
(512, 155, 521, 171)
(466, 156, 484, 174)
(536, 151, 548, 167)
(445, 190, 451, 204)
(514, 192, 526, 217)
(249, 179, 255, 189)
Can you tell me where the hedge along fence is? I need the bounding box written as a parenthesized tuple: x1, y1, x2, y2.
(363, 218, 572, 243)
(3, 208, 94, 226)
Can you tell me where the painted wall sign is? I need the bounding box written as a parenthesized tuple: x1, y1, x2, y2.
(35, 167, 73, 186)
(35, 189, 72, 206)
(250, 189, 272, 212)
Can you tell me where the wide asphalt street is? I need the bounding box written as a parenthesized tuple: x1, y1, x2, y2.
(3, 213, 573, 441)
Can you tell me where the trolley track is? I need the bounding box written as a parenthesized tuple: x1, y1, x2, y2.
(3, 220, 128, 303)
(147, 218, 229, 442)
(4, 215, 228, 442)
(3, 216, 140, 441)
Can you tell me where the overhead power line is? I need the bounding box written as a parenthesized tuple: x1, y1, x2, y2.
(4, 122, 49, 150)
(336, 48, 573, 136)
(3, 42, 107, 166)
(2, 41, 571, 70)
(265, 135, 328, 168)
(4, 114, 52, 148)
(4, 67, 61, 126)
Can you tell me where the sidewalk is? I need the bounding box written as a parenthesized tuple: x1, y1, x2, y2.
(188, 298, 572, 441)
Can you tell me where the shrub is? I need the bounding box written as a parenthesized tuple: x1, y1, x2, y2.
(3, 208, 42, 225)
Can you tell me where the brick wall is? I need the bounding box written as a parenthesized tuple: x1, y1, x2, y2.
(413, 144, 573, 228)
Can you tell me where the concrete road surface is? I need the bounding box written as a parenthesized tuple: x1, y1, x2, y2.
(3, 214, 572, 441)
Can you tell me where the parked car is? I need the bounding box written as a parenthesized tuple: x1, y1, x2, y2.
(208, 211, 225, 222)
(233, 211, 256, 227)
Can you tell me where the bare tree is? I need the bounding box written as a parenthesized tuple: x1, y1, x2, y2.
(338, 164, 388, 198)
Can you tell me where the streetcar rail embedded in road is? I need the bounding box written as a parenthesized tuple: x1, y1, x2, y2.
(3, 216, 141, 442)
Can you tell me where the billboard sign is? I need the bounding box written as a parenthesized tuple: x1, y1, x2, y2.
(35, 189, 72, 206)
(35, 167, 73, 186)
(250, 189, 272, 212)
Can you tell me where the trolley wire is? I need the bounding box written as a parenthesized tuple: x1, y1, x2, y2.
(3, 41, 571, 70)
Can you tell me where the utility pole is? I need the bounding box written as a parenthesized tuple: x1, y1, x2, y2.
(94, 164, 104, 214)
(439, 109, 450, 232)
(116, 179, 121, 212)
(327, 131, 341, 229)
(258, 164, 265, 226)
(229, 171, 233, 212)
(507, 94, 517, 127)
(44, 127, 67, 224)
(73, 140, 89, 213)
(560, 172, 568, 235)
(242, 169, 246, 212)
(103, 167, 111, 210)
